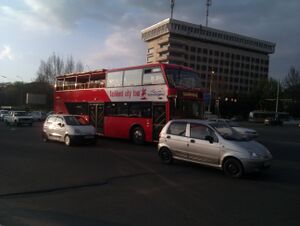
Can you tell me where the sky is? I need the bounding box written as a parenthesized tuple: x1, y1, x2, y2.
(0, 0, 299, 82)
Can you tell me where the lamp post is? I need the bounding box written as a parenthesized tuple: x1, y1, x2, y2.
(208, 70, 215, 113)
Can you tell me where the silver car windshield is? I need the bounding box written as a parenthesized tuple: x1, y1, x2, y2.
(209, 123, 250, 141)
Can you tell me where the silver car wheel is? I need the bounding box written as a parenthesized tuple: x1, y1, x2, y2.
(223, 158, 243, 178)
(64, 135, 71, 146)
(159, 148, 173, 164)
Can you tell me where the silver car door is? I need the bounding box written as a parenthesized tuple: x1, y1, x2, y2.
(53, 117, 65, 141)
(165, 122, 188, 159)
(187, 123, 221, 166)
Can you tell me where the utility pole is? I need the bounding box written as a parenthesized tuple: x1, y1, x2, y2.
(275, 79, 280, 118)
(206, 0, 212, 27)
(170, 0, 175, 19)
(208, 70, 215, 113)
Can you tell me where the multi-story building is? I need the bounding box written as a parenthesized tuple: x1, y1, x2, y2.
(141, 18, 276, 95)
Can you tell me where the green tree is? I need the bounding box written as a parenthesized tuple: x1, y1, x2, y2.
(249, 78, 280, 111)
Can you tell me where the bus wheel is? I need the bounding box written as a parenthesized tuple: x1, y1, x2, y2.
(131, 126, 145, 145)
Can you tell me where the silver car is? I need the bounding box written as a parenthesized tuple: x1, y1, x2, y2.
(158, 119, 272, 178)
(42, 114, 97, 146)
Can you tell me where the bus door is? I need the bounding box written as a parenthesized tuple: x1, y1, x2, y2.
(89, 103, 104, 134)
(152, 103, 166, 141)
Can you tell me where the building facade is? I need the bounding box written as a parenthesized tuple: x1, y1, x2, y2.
(141, 18, 276, 95)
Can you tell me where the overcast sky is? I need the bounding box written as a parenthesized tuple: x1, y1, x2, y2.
(0, 0, 299, 82)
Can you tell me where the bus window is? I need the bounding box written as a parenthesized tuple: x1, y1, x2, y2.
(105, 103, 128, 116)
(65, 102, 89, 115)
(56, 79, 64, 90)
(77, 75, 90, 89)
(64, 77, 76, 90)
(128, 102, 151, 118)
(123, 69, 142, 86)
(166, 68, 201, 89)
(143, 67, 165, 85)
(106, 71, 124, 87)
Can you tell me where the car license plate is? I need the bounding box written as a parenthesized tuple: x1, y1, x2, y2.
(264, 161, 271, 167)
(85, 135, 94, 139)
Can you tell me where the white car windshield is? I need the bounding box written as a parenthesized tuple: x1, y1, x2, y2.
(209, 123, 250, 141)
(15, 112, 28, 116)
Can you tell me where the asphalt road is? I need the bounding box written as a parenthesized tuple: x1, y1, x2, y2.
(0, 121, 299, 226)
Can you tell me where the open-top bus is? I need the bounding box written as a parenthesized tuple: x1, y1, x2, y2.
(54, 63, 204, 144)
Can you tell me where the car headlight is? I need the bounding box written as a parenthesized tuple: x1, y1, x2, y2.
(249, 151, 263, 159)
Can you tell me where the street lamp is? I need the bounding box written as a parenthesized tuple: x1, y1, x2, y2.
(208, 70, 215, 113)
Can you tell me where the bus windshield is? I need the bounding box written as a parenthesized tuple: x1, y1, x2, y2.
(166, 68, 201, 89)
(170, 99, 202, 119)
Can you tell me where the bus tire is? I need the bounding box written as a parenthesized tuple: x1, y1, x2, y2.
(131, 126, 145, 145)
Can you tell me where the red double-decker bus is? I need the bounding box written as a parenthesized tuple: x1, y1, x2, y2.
(54, 63, 204, 144)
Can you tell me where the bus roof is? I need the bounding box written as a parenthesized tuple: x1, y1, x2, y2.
(56, 69, 106, 79)
(56, 63, 195, 79)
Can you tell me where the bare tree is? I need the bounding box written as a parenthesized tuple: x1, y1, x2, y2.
(35, 53, 84, 84)
(64, 55, 75, 74)
(76, 61, 84, 72)
(284, 66, 300, 89)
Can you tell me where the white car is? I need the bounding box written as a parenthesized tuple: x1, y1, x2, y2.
(42, 114, 97, 146)
(208, 118, 258, 139)
(0, 110, 9, 121)
(4, 111, 33, 126)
